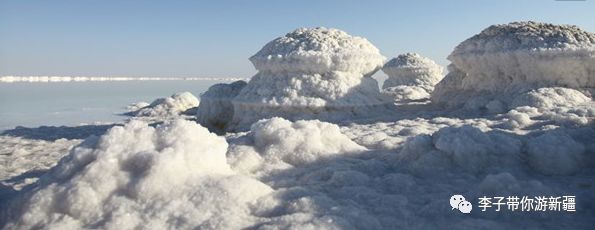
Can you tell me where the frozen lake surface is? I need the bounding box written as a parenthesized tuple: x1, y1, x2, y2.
(0, 80, 223, 130)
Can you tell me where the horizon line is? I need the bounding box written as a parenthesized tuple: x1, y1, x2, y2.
(0, 75, 248, 83)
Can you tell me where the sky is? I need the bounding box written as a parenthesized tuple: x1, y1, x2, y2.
(1, 0, 594, 78)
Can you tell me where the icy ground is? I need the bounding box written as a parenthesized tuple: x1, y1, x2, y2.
(1, 95, 593, 229)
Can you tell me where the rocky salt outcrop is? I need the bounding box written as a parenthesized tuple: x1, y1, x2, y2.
(226, 27, 389, 131)
(431, 21, 595, 111)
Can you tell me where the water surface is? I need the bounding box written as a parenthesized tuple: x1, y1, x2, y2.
(0, 80, 222, 130)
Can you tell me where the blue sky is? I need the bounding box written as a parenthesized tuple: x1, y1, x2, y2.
(1, 0, 594, 77)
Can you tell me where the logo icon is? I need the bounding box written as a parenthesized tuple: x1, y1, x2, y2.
(450, 195, 472, 214)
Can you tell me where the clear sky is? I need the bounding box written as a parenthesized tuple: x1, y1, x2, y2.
(1, 0, 594, 77)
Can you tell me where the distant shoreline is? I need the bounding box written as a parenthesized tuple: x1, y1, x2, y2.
(0, 76, 247, 83)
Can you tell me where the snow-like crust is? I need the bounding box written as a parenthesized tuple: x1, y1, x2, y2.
(0, 136, 80, 190)
(381, 53, 443, 101)
(234, 71, 385, 107)
(3, 97, 595, 229)
(250, 27, 385, 74)
(452, 21, 595, 54)
(2, 120, 272, 229)
(382, 53, 444, 89)
(250, 117, 366, 166)
(229, 72, 388, 130)
(432, 21, 595, 109)
(229, 28, 388, 130)
(381, 85, 430, 101)
(527, 131, 586, 175)
(510, 87, 591, 109)
(133, 92, 199, 117)
(196, 81, 247, 131)
(3, 22, 595, 229)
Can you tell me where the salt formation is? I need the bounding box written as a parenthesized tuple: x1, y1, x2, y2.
(249, 117, 365, 166)
(125, 101, 150, 112)
(132, 92, 199, 117)
(432, 21, 595, 110)
(227, 27, 387, 131)
(3, 22, 595, 229)
(527, 131, 586, 176)
(226, 117, 367, 177)
(2, 120, 272, 229)
(381, 53, 444, 101)
(0, 136, 80, 190)
(196, 80, 247, 132)
(510, 87, 591, 108)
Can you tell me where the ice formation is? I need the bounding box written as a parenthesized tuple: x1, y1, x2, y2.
(228, 27, 388, 131)
(432, 21, 595, 110)
(195, 80, 247, 132)
(2, 120, 272, 229)
(381, 53, 444, 101)
(131, 92, 199, 117)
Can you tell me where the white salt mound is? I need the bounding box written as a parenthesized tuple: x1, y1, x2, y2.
(382, 53, 443, 88)
(249, 27, 385, 75)
(2, 120, 272, 229)
(432, 21, 595, 109)
(229, 27, 388, 131)
(196, 80, 247, 131)
(510, 87, 591, 109)
(250, 117, 366, 166)
(134, 92, 199, 117)
(381, 53, 444, 101)
(381, 85, 430, 101)
(125, 101, 150, 112)
(226, 117, 367, 176)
